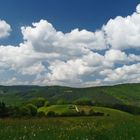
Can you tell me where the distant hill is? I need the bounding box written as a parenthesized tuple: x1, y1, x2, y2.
(0, 83, 140, 106)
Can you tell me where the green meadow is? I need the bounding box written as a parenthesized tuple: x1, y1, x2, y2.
(0, 115, 140, 140)
(0, 106, 140, 140)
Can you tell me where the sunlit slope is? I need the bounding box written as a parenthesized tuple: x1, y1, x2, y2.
(38, 105, 132, 117)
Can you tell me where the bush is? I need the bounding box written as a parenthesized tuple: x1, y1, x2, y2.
(89, 109, 96, 115)
(7, 106, 20, 117)
(44, 101, 50, 107)
(26, 104, 37, 116)
(37, 111, 46, 117)
(113, 104, 140, 115)
(19, 104, 37, 117)
(79, 110, 86, 116)
(0, 102, 9, 118)
(60, 111, 79, 117)
(46, 111, 56, 117)
(88, 109, 104, 116)
(68, 105, 75, 109)
(56, 99, 66, 105)
(31, 97, 46, 108)
(74, 98, 94, 106)
(94, 112, 104, 116)
(20, 106, 31, 116)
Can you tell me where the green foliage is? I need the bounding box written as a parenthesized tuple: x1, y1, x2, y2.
(74, 98, 94, 106)
(20, 106, 31, 116)
(38, 105, 78, 116)
(112, 104, 140, 115)
(37, 111, 45, 117)
(26, 104, 37, 116)
(79, 110, 86, 116)
(46, 111, 56, 117)
(88, 109, 104, 116)
(44, 100, 50, 107)
(68, 105, 75, 109)
(20, 104, 37, 117)
(30, 97, 46, 108)
(88, 109, 95, 115)
(8, 106, 20, 117)
(56, 99, 66, 105)
(0, 102, 9, 117)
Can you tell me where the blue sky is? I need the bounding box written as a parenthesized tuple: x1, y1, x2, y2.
(0, 0, 139, 87)
(0, 0, 140, 45)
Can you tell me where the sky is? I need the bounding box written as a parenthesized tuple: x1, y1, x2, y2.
(0, 0, 140, 87)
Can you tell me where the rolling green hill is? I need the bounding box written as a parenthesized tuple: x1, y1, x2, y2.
(0, 83, 140, 106)
(38, 105, 132, 117)
(38, 105, 77, 115)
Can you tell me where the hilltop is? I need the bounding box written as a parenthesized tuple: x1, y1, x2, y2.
(0, 83, 140, 107)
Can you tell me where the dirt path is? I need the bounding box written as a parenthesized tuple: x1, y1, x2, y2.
(75, 105, 79, 112)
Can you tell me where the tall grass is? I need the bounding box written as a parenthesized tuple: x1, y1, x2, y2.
(0, 116, 140, 140)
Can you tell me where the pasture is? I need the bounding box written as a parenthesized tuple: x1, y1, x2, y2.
(0, 107, 140, 140)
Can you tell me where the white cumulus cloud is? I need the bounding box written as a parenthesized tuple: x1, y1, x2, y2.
(0, 19, 11, 38)
(103, 7, 140, 50)
(0, 4, 140, 87)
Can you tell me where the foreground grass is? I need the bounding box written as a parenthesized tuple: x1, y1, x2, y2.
(0, 115, 140, 140)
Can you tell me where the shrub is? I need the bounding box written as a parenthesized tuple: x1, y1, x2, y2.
(26, 104, 37, 116)
(88, 109, 104, 116)
(73, 98, 94, 106)
(20, 106, 31, 116)
(94, 112, 104, 116)
(31, 97, 46, 108)
(0, 102, 9, 118)
(79, 110, 86, 116)
(68, 105, 75, 109)
(107, 113, 110, 116)
(89, 109, 96, 115)
(44, 101, 50, 107)
(7, 106, 20, 117)
(56, 99, 66, 105)
(37, 111, 46, 117)
(46, 111, 56, 117)
(113, 104, 140, 115)
(60, 111, 79, 117)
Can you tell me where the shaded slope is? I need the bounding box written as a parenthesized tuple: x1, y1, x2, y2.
(0, 83, 139, 106)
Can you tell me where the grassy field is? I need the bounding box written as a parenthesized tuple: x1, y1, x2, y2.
(0, 115, 140, 140)
(38, 105, 132, 117)
(0, 106, 139, 140)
